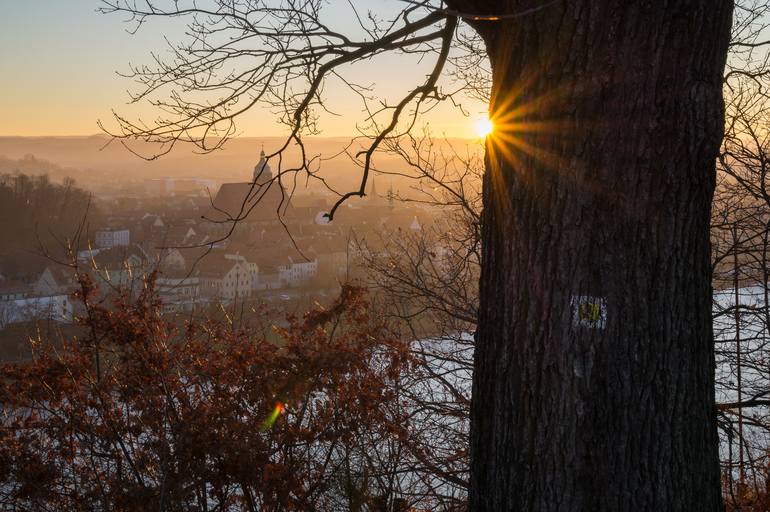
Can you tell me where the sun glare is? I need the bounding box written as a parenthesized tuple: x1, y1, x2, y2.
(475, 117, 494, 138)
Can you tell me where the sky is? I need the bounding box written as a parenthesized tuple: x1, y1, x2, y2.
(0, 1, 489, 138)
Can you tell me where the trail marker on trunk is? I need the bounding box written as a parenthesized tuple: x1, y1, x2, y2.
(571, 295, 607, 329)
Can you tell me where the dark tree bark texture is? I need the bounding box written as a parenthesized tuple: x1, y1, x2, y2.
(460, 1, 734, 510)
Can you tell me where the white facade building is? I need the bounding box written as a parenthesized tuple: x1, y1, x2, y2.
(94, 229, 130, 248)
(156, 275, 201, 312)
(0, 295, 74, 328)
(220, 256, 254, 300)
(278, 256, 318, 288)
(197, 254, 256, 301)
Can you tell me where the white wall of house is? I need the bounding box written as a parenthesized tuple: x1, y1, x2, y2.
(157, 276, 201, 312)
(246, 262, 259, 292)
(0, 295, 74, 328)
(95, 229, 130, 248)
(279, 257, 318, 287)
(33, 268, 60, 296)
(199, 256, 255, 301)
(220, 262, 252, 300)
(94, 254, 147, 289)
(198, 277, 222, 298)
(157, 276, 200, 301)
(33, 267, 72, 296)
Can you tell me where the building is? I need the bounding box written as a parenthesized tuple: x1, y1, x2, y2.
(33, 266, 77, 296)
(94, 228, 130, 248)
(0, 280, 30, 301)
(156, 272, 201, 312)
(313, 239, 349, 282)
(144, 177, 217, 196)
(254, 264, 283, 290)
(145, 225, 201, 248)
(196, 253, 256, 301)
(0, 295, 74, 328)
(204, 149, 289, 227)
(90, 244, 150, 289)
(278, 253, 318, 288)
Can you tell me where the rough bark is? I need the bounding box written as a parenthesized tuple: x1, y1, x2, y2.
(462, 2, 734, 510)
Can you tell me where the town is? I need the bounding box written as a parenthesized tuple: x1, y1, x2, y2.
(0, 147, 440, 357)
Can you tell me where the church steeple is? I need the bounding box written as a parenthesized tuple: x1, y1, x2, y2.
(366, 175, 389, 206)
(253, 146, 272, 184)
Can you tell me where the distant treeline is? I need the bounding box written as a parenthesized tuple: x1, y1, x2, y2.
(0, 154, 91, 185)
(0, 172, 97, 277)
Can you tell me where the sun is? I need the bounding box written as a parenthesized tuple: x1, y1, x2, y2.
(475, 117, 494, 138)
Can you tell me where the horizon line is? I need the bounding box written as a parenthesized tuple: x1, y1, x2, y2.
(0, 133, 478, 141)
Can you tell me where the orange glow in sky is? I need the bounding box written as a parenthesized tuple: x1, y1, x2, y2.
(0, 2, 488, 138)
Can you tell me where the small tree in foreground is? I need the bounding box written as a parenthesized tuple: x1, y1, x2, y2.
(0, 274, 410, 511)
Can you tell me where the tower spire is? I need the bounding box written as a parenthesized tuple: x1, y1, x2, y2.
(253, 144, 272, 183)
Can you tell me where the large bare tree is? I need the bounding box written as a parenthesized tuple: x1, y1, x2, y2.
(101, 1, 734, 509)
(468, 3, 731, 510)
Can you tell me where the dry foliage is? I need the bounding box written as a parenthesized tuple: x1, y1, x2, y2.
(0, 274, 411, 511)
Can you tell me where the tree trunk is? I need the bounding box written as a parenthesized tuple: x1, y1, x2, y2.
(465, 2, 733, 510)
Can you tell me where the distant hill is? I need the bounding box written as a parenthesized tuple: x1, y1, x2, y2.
(0, 135, 482, 194)
(0, 154, 80, 183)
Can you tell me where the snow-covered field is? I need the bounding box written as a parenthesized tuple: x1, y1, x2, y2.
(714, 286, 770, 479)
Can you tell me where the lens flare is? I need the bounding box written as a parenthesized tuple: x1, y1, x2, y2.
(475, 117, 494, 138)
(260, 401, 286, 432)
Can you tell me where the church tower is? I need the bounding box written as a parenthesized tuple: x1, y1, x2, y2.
(207, 145, 286, 225)
(253, 148, 273, 184)
(367, 175, 387, 206)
